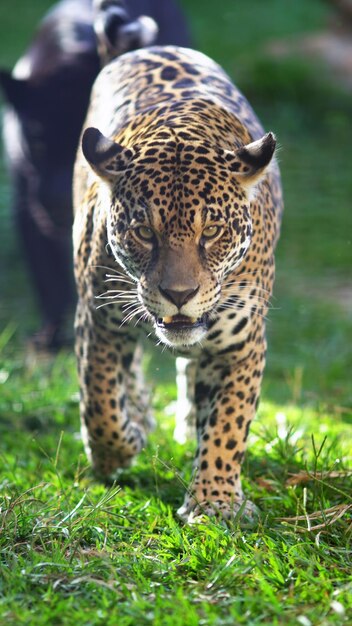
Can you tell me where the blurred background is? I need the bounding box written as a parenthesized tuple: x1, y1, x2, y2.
(0, 0, 351, 413)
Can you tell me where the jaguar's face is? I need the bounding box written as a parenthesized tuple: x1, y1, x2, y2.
(111, 219, 250, 347)
(82, 126, 276, 346)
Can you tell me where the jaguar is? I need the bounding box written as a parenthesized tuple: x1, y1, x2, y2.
(73, 45, 283, 522)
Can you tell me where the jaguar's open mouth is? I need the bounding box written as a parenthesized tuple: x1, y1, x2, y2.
(156, 314, 208, 331)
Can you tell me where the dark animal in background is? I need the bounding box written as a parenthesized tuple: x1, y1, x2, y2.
(0, 0, 190, 350)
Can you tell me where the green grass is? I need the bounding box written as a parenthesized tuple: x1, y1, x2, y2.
(1, 345, 351, 625)
(0, 0, 352, 624)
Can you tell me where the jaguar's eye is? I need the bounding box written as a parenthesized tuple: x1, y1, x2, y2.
(133, 225, 154, 242)
(202, 225, 223, 240)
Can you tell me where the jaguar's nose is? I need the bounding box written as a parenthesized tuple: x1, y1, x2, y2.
(159, 285, 199, 309)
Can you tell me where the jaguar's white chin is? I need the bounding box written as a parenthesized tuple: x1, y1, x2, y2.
(154, 314, 209, 347)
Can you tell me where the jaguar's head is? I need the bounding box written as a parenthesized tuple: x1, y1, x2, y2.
(82, 125, 276, 347)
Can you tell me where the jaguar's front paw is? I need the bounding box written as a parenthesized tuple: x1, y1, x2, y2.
(90, 446, 135, 477)
(83, 421, 147, 478)
(177, 495, 259, 525)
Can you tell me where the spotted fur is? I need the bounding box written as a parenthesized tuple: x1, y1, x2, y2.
(73, 46, 283, 522)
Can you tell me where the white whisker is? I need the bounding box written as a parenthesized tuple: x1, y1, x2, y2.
(217, 306, 272, 322)
(96, 290, 137, 300)
(95, 299, 137, 309)
(120, 305, 146, 327)
(96, 300, 121, 310)
(121, 300, 142, 312)
(90, 264, 136, 284)
(220, 294, 269, 305)
(104, 277, 136, 285)
(134, 312, 149, 327)
(223, 280, 272, 296)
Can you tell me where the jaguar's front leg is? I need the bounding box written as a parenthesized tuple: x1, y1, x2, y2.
(75, 300, 147, 477)
(177, 341, 266, 523)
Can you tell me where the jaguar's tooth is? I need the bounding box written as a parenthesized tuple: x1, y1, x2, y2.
(189, 317, 197, 323)
(162, 316, 174, 324)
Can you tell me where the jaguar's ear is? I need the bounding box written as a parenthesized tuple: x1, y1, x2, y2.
(226, 132, 276, 187)
(82, 127, 134, 181)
